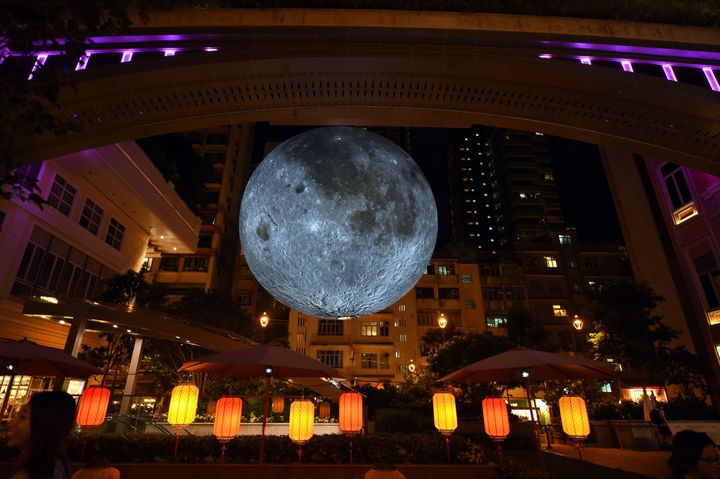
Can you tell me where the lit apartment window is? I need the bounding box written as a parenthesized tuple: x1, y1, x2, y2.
(395, 350, 401, 359)
(601, 383, 613, 393)
(707, 310, 720, 325)
(79, 198, 104, 235)
(361, 322, 378, 336)
(105, 218, 125, 250)
(399, 333, 407, 342)
(558, 234, 571, 245)
(46, 174, 76, 216)
(317, 350, 343, 368)
(297, 315, 306, 327)
(673, 203, 699, 225)
(142, 257, 153, 270)
(486, 316, 507, 328)
(398, 304, 406, 312)
(318, 319, 344, 336)
(544, 256, 558, 268)
(394, 318, 406, 327)
(544, 173, 554, 181)
(552, 305, 568, 317)
(438, 264, 455, 275)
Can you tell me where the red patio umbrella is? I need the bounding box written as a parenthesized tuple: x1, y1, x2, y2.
(179, 344, 349, 464)
(439, 347, 617, 383)
(0, 339, 103, 418)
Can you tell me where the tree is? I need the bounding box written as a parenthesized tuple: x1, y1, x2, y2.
(162, 291, 252, 336)
(98, 269, 167, 309)
(588, 281, 706, 398)
(504, 305, 551, 349)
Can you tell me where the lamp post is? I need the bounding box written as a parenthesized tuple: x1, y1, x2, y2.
(259, 312, 269, 342)
(571, 314, 584, 351)
(438, 312, 447, 341)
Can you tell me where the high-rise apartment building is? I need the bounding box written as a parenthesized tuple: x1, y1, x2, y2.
(643, 158, 720, 398)
(447, 127, 632, 350)
(288, 258, 484, 382)
(144, 125, 254, 297)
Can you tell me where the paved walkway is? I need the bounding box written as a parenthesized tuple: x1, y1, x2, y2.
(547, 444, 671, 478)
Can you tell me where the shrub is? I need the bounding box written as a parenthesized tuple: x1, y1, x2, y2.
(374, 408, 433, 433)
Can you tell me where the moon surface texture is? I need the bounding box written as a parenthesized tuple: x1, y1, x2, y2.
(239, 126, 438, 319)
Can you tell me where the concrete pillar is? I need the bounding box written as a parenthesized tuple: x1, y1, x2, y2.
(119, 337, 144, 415)
(54, 309, 88, 391)
(599, 146, 694, 348)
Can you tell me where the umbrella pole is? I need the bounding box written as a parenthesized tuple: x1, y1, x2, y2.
(526, 382, 548, 478)
(0, 373, 15, 421)
(259, 375, 270, 465)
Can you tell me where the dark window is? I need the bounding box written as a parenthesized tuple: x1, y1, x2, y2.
(183, 256, 208, 272)
(379, 321, 390, 337)
(105, 218, 125, 250)
(439, 288, 460, 300)
(417, 310, 435, 326)
(317, 350, 343, 368)
(318, 319, 344, 336)
(159, 256, 179, 271)
(415, 287, 435, 299)
(361, 353, 378, 369)
(662, 163, 693, 209)
(694, 253, 720, 309)
(0, 210, 5, 232)
(380, 353, 390, 369)
(198, 235, 213, 248)
(424, 264, 435, 275)
(79, 198, 104, 235)
(46, 174, 76, 216)
(13, 163, 42, 192)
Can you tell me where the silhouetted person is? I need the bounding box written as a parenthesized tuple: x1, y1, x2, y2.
(7, 391, 76, 479)
(668, 430, 720, 479)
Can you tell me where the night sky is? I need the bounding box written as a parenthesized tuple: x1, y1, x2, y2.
(252, 123, 624, 249)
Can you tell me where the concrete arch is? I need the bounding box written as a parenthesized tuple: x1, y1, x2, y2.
(19, 10, 720, 172)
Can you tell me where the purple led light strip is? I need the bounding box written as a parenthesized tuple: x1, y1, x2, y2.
(27, 53, 48, 80)
(621, 60, 634, 72)
(662, 64, 677, 82)
(704, 67, 720, 92)
(579, 57, 592, 65)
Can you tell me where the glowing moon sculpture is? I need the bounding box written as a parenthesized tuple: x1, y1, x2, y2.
(239, 126, 437, 318)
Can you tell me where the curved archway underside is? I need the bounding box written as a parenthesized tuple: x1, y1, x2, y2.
(24, 45, 720, 172)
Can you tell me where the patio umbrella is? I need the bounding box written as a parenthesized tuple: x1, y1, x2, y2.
(0, 339, 103, 417)
(179, 344, 349, 463)
(438, 347, 617, 383)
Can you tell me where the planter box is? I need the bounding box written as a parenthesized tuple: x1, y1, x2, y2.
(0, 464, 501, 479)
(610, 420, 658, 451)
(588, 420, 619, 448)
(173, 422, 340, 436)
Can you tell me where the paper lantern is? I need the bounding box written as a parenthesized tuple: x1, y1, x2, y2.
(167, 384, 199, 427)
(272, 396, 285, 414)
(318, 401, 331, 420)
(559, 395, 590, 439)
(339, 392, 363, 435)
(213, 396, 243, 441)
(432, 392, 457, 436)
(482, 398, 510, 441)
(288, 399, 315, 444)
(76, 387, 111, 427)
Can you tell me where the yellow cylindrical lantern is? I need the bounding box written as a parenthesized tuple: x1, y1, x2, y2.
(288, 399, 315, 444)
(559, 395, 590, 439)
(432, 392, 457, 436)
(482, 398, 510, 441)
(272, 396, 285, 414)
(76, 387, 111, 427)
(339, 392, 363, 435)
(167, 384, 199, 428)
(213, 396, 243, 442)
(318, 401, 331, 420)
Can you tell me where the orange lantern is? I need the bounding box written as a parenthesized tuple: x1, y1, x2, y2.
(482, 398, 510, 441)
(168, 383, 199, 460)
(339, 391, 363, 464)
(76, 387, 111, 427)
(168, 384, 199, 427)
(432, 392, 457, 436)
(339, 392, 363, 435)
(289, 399, 315, 464)
(318, 401, 331, 420)
(213, 396, 243, 441)
(272, 396, 285, 414)
(558, 395, 590, 439)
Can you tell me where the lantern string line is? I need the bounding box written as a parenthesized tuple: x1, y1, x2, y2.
(297, 446, 303, 464)
(349, 438, 353, 465)
(221, 444, 226, 465)
(173, 431, 181, 460)
(445, 436, 451, 463)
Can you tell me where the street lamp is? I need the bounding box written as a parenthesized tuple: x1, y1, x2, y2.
(438, 312, 447, 341)
(572, 314, 584, 331)
(260, 312, 270, 328)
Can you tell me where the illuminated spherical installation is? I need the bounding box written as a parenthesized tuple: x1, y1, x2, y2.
(239, 126, 438, 318)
